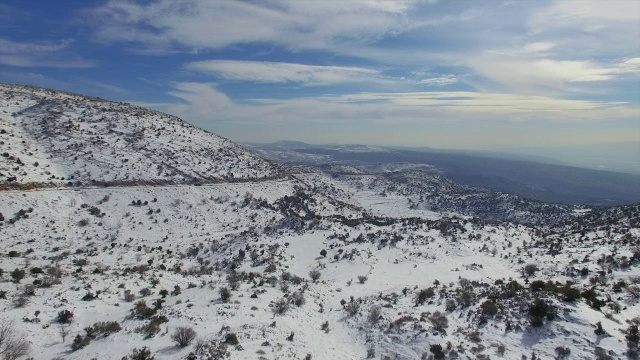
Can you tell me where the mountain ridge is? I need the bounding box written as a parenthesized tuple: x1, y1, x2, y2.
(0, 83, 282, 188)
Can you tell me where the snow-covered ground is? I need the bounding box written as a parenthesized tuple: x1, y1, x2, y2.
(2, 178, 638, 360)
(1, 84, 639, 360)
(0, 84, 280, 186)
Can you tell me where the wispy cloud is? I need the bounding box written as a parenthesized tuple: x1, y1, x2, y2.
(153, 83, 639, 128)
(467, 49, 640, 95)
(185, 60, 381, 85)
(419, 75, 460, 86)
(528, 0, 640, 34)
(0, 38, 94, 68)
(138, 82, 638, 147)
(522, 42, 556, 54)
(88, 0, 426, 54)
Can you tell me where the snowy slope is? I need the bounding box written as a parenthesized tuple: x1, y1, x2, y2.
(0, 84, 280, 186)
(2, 181, 639, 360)
(0, 84, 639, 360)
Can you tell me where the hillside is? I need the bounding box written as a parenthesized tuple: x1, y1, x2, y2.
(0, 84, 280, 188)
(0, 85, 639, 360)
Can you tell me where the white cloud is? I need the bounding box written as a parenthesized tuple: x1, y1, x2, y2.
(88, 0, 426, 53)
(0, 38, 94, 68)
(468, 53, 640, 95)
(529, 0, 640, 34)
(616, 58, 640, 75)
(316, 91, 636, 118)
(163, 82, 235, 121)
(0, 38, 72, 53)
(419, 75, 459, 86)
(134, 82, 639, 147)
(525, 0, 640, 59)
(151, 83, 639, 129)
(522, 42, 556, 53)
(185, 60, 381, 85)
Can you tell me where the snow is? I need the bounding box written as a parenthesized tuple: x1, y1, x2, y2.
(0, 84, 280, 186)
(1, 84, 638, 360)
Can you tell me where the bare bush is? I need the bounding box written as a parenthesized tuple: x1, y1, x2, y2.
(12, 296, 28, 308)
(219, 287, 232, 303)
(126, 346, 155, 360)
(171, 327, 197, 348)
(368, 305, 382, 324)
(273, 298, 290, 315)
(309, 269, 321, 282)
(192, 339, 229, 359)
(0, 321, 31, 360)
(345, 301, 360, 317)
(429, 311, 449, 332)
(291, 292, 306, 307)
(628, 286, 640, 300)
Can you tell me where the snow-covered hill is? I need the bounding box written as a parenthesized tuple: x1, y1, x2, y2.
(0, 84, 280, 187)
(2, 181, 639, 360)
(0, 84, 639, 360)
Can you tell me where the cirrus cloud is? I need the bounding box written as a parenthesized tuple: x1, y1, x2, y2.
(0, 38, 94, 68)
(185, 60, 381, 85)
(88, 0, 425, 54)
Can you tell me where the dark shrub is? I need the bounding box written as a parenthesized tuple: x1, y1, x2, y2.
(10, 268, 26, 283)
(523, 263, 539, 277)
(415, 287, 435, 305)
(71, 334, 91, 351)
(224, 332, 239, 345)
(126, 347, 155, 360)
(86, 321, 122, 338)
(131, 300, 157, 320)
(124, 289, 135, 302)
(528, 298, 555, 327)
(430, 344, 446, 359)
(81, 292, 97, 301)
(57, 310, 74, 324)
(480, 300, 498, 316)
(530, 280, 546, 291)
(219, 287, 232, 303)
(429, 311, 448, 332)
(309, 269, 321, 282)
(135, 316, 168, 339)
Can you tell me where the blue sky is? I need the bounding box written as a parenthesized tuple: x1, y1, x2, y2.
(0, 0, 639, 149)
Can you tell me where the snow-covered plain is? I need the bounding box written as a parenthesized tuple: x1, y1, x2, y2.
(1, 84, 639, 360)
